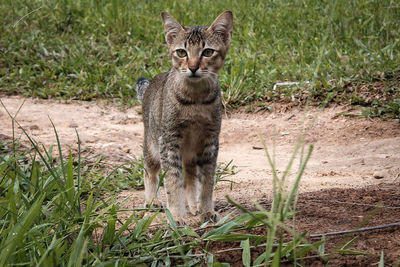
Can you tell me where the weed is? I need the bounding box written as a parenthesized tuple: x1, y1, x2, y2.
(216, 160, 237, 190)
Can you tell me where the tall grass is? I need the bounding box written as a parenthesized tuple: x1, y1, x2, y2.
(1, 0, 399, 115)
(0, 101, 367, 265)
(0, 103, 201, 265)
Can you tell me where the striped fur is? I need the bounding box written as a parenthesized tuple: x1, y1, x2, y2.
(139, 11, 233, 224)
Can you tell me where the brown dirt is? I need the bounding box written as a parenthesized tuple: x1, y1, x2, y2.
(1, 96, 400, 265)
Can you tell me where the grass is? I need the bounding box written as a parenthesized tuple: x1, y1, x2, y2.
(1, 0, 399, 118)
(1, 102, 369, 266)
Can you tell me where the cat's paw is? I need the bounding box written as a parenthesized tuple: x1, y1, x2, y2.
(200, 211, 220, 223)
(145, 199, 164, 210)
(173, 216, 187, 227)
(188, 206, 200, 216)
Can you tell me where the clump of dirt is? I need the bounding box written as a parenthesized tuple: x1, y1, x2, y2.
(298, 183, 400, 265)
(1, 96, 400, 264)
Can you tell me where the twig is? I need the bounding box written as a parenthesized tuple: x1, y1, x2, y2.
(393, 172, 400, 182)
(253, 254, 327, 266)
(214, 242, 271, 254)
(184, 242, 273, 258)
(307, 199, 400, 209)
(272, 81, 311, 91)
(310, 222, 400, 238)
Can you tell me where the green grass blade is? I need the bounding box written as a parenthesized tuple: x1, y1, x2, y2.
(243, 213, 268, 229)
(288, 240, 325, 260)
(254, 251, 266, 266)
(164, 209, 181, 238)
(283, 144, 314, 216)
(379, 250, 384, 267)
(67, 233, 88, 267)
(179, 227, 200, 238)
(271, 238, 283, 267)
(50, 118, 67, 182)
(68, 193, 93, 267)
(280, 231, 307, 256)
(340, 236, 358, 250)
(75, 129, 82, 216)
(204, 234, 265, 242)
(29, 160, 39, 195)
(116, 213, 136, 237)
(317, 235, 326, 256)
(36, 234, 63, 267)
(241, 238, 251, 267)
(132, 212, 159, 240)
(0, 195, 45, 266)
(8, 119, 66, 193)
(336, 237, 369, 255)
(102, 204, 117, 245)
(202, 221, 239, 239)
(226, 196, 271, 228)
(84, 192, 94, 218)
(66, 153, 75, 206)
(337, 250, 369, 256)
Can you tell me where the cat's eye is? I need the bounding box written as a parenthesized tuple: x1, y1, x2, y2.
(202, 48, 214, 57)
(176, 49, 187, 58)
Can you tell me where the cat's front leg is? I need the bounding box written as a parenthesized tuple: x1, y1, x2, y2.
(143, 139, 162, 208)
(183, 160, 199, 216)
(143, 164, 162, 208)
(197, 142, 220, 223)
(159, 136, 187, 224)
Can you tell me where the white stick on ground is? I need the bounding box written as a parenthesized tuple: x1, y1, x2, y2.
(272, 81, 311, 91)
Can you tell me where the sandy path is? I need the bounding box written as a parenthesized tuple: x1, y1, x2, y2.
(1, 96, 400, 208)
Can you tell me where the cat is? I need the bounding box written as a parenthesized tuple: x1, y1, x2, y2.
(136, 11, 233, 225)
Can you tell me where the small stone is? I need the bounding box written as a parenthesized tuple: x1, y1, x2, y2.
(69, 123, 78, 128)
(29, 125, 40, 130)
(373, 171, 385, 179)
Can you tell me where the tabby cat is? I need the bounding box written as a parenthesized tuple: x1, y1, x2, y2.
(136, 11, 233, 224)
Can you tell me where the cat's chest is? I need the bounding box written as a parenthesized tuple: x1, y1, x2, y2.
(179, 104, 215, 122)
(181, 114, 218, 153)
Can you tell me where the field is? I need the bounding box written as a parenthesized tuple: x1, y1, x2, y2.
(1, 0, 400, 266)
(2, 0, 400, 116)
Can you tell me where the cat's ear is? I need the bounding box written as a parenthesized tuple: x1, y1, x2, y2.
(208, 11, 233, 45)
(161, 12, 183, 46)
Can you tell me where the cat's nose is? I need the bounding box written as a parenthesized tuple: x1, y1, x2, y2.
(188, 66, 199, 74)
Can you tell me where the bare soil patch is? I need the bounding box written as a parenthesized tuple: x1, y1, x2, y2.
(1, 96, 400, 264)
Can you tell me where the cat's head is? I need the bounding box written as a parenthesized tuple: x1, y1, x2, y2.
(161, 11, 233, 82)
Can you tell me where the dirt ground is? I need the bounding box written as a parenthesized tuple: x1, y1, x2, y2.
(1, 96, 400, 265)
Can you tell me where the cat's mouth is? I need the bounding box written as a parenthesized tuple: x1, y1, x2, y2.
(181, 70, 205, 81)
(184, 72, 202, 79)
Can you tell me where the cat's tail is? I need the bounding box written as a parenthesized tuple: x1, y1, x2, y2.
(135, 77, 149, 102)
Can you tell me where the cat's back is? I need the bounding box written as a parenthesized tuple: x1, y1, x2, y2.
(143, 72, 168, 104)
(142, 71, 169, 119)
